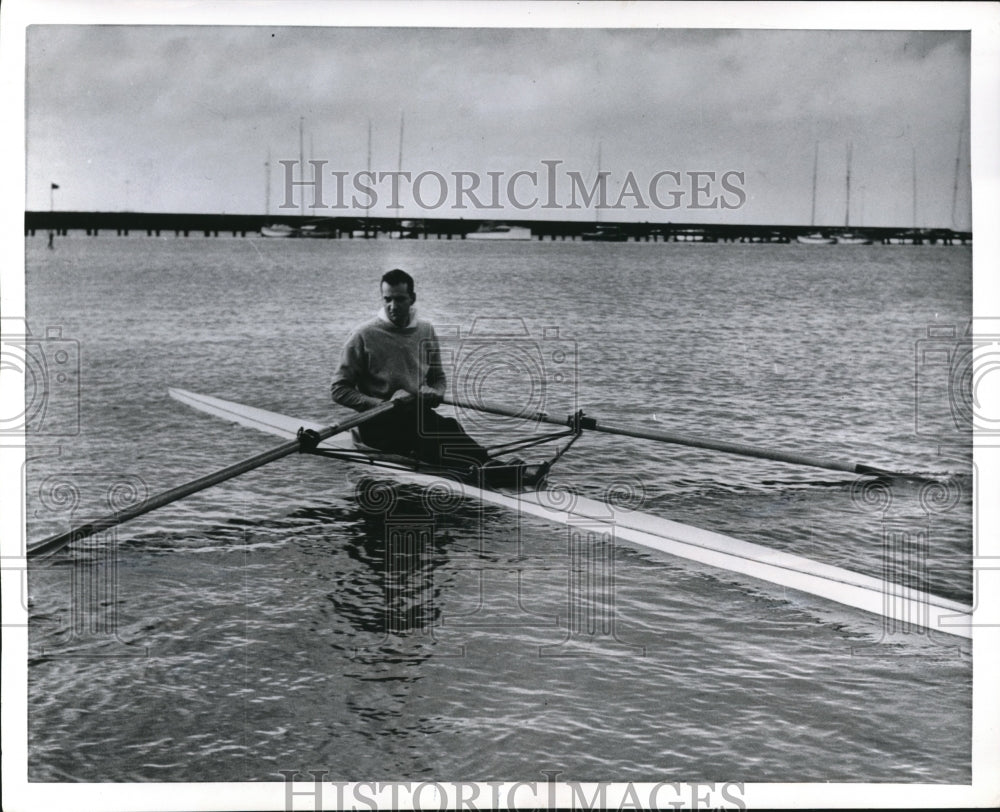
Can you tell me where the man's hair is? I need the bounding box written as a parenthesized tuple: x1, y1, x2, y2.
(381, 268, 415, 296)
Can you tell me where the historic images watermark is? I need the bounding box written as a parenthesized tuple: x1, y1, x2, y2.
(913, 318, 1000, 632)
(914, 320, 1000, 441)
(278, 772, 747, 811)
(838, 320, 984, 646)
(23, 470, 152, 657)
(278, 159, 748, 213)
(2, 318, 82, 641)
(0, 317, 80, 441)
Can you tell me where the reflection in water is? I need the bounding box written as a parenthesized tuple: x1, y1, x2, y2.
(281, 479, 478, 764)
(288, 479, 470, 661)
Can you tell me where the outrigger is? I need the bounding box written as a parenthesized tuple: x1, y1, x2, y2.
(25, 388, 973, 640)
(300, 401, 592, 490)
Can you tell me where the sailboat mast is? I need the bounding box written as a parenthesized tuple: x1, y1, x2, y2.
(911, 145, 918, 230)
(810, 143, 819, 227)
(298, 117, 305, 222)
(950, 124, 962, 228)
(265, 148, 271, 217)
(397, 113, 404, 176)
(365, 119, 372, 230)
(309, 134, 315, 215)
(596, 142, 603, 224)
(397, 113, 404, 228)
(844, 142, 853, 228)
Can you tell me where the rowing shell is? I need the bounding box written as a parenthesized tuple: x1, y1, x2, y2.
(168, 388, 973, 640)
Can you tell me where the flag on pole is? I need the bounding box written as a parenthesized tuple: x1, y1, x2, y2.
(51, 183, 59, 189)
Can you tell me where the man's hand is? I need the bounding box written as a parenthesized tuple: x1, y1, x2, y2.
(390, 388, 413, 402)
(418, 385, 443, 409)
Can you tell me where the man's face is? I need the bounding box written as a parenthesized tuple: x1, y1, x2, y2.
(381, 281, 415, 328)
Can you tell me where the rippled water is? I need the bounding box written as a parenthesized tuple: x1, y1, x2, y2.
(25, 236, 971, 782)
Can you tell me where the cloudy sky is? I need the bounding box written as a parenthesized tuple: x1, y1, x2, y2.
(22, 7, 977, 228)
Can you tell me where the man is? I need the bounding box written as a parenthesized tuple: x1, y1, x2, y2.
(332, 269, 544, 485)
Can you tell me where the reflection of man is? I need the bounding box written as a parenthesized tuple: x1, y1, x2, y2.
(331, 269, 503, 473)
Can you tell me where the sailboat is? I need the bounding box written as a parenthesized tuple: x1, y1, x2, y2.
(580, 143, 627, 242)
(386, 113, 421, 239)
(887, 146, 922, 245)
(835, 142, 872, 245)
(261, 125, 304, 238)
(797, 143, 835, 244)
(298, 131, 338, 238)
(351, 120, 376, 239)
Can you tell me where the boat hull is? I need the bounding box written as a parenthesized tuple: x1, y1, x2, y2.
(835, 232, 872, 245)
(581, 230, 628, 242)
(299, 224, 338, 238)
(260, 224, 297, 238)
(168, 387, 972, 639)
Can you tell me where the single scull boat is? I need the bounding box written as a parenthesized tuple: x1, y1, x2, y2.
(25, 388, 972, 640)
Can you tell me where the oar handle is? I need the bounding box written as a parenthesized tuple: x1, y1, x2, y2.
(26, 395, 413, 560)
(442, 396, 926, 481)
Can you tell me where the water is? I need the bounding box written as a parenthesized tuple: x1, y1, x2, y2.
(24, 236, 972, 783)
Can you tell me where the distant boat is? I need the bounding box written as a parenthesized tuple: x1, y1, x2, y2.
(797, 232, 836, 245)
(466, 223, 532, 241)
(673, 228, 715, 243)
(388, 219, 421, 240)
(887, 229, 923, 245)
(581, 224, 628, 242)
(260, 223, 297, 238)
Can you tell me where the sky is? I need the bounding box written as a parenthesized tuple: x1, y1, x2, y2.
(21, 14, 977, 229)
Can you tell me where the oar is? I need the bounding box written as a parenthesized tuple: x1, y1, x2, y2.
(26, 396, 414, 560)
(442, 396, 934, 482)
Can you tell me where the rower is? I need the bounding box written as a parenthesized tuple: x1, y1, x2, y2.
(331, 268, 546, 486)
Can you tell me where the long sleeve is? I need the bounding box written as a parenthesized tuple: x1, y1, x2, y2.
(423, 327, 447, 398)
(331, 332, 383, 412)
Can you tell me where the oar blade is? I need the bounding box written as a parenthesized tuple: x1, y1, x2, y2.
(26, 394, 413, 560)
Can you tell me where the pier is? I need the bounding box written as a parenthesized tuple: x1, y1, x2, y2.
(25, 211, 971, 245)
